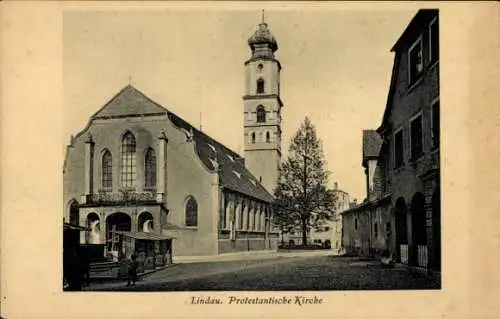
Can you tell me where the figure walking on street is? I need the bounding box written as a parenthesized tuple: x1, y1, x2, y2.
(126, 254, 138, 287)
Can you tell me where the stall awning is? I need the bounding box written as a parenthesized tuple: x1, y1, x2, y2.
(114, 231, 176, 241)
(64, 222, 89, 231)
(162, 222, 181, 230)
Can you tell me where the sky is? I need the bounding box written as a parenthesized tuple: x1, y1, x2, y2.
(63, 9, 417, 202)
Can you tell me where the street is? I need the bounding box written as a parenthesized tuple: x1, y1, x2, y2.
(86, 255, 441, 291)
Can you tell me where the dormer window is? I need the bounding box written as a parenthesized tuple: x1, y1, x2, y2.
(408, 37, 423, 87)
(207, 143, 217, 153)
(256, 105, 266, 123)
(256, 78, 265, 94)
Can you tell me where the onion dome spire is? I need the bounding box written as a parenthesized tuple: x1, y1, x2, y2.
(247, 10, 278, 57)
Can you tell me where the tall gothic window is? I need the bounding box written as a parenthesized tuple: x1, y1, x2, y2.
(102, 150, 112, 192)
(266, 132, 270, 143)
(144, 148, 157, 190)
(185, 196, 198, 227)
(251, 132, 256, 144)
(256, 105, 266, 123)
(120, 132, 136, 188)
(256, 78, 265, 94)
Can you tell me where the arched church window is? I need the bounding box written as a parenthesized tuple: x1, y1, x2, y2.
(251, 132, 256, 144)
(120, 132, 136, 188)
(144, 148, 156, 190)
(256, 78, 265, 94)
(256, 106, 266, 123)
(266, 132, 270, 143)
(185, 196, 198, 227)
(102, 150, 112, 192)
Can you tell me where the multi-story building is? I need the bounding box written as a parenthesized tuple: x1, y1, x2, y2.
(63, 18, 283, 258)
(342, 9, 440, 270)
(342, 130, 392, 257)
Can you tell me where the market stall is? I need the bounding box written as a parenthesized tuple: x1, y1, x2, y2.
(113, 231, 175, 277)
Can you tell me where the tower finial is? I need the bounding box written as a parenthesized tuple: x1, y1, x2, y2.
(261, 9, 265, 24)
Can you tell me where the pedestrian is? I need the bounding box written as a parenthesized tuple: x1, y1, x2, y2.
(82, 249, 91, 287)
(126, 254, 138, 287)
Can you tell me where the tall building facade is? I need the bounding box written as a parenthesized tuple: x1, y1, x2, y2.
(63, 18, 282, 259)
(243, 19, 283, 194)
(342, 9, 440, 271)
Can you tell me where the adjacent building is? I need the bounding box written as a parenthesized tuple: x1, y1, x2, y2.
(342, 9, 440, 270)
(63, 18, 283, 258)
(285, 182, 350, 250)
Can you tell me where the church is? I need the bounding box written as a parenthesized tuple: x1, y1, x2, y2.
(63, 18, 283, 257)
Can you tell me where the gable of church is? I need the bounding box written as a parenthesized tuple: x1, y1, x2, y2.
(91, 85, 168, 119)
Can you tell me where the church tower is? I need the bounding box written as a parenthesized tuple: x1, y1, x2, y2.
(243, 13, 283, 194)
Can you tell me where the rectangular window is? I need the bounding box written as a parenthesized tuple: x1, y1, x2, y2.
(431, 100, 440, 149)
(374, 223, 378, 237)
(429, 16, 439, 64)
(408, 37, 423, 87)
(394, 129, 404, 169)
(410, 114, 423, 161)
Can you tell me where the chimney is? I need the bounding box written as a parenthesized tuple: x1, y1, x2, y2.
(334, 182, 338, 190)
(259, 176, 262, 183)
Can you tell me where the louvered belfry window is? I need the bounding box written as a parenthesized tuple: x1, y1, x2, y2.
(256, 105, 266, 123)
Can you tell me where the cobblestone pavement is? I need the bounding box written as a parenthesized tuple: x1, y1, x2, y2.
(86, 255, 441, 291)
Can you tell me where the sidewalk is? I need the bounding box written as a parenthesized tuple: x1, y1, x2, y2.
(86, 263, 177, 284)
(173, 248, 340, 263)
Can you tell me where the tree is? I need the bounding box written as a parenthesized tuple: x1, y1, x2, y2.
(273, 117, 337, 246)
